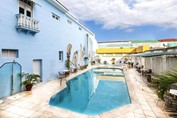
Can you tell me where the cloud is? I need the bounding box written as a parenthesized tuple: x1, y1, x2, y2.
(125, 28, 134, 32)
(60, 0, 177, 29)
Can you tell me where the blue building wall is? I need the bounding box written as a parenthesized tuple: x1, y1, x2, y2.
(0, 0, 96, 82)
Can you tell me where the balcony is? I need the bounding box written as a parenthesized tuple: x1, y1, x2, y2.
(16, 14, 39, 35)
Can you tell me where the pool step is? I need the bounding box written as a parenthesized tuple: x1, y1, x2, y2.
(96, 76, 125, 81)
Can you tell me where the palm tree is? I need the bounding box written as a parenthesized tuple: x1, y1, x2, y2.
(152, 69, 177, 100)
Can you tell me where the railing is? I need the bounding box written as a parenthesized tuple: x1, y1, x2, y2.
(16, 14, 39, 34)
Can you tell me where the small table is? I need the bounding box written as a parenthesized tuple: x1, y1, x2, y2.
(141, 69, 148, 75)
(62, 70, 70, 77)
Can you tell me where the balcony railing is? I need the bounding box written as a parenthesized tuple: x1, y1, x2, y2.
(16, 14, 39, 34)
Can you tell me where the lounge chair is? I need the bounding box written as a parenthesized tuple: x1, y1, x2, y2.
(78, 64, 84, 70)
(58, 72, 65, 85)
(71, 67, 77, 73)
(80, 66, 85, 70)
(91, 61, 95, 65)
(74, 67, 78, 72)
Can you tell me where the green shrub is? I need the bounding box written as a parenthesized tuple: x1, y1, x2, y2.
(152, 69, 177, 100)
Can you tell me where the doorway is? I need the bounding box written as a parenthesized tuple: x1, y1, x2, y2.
(0, 61, 22, 99)
(33, 59, 42, 82)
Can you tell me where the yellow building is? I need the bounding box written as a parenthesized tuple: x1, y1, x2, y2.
(96, 41, 150, 64)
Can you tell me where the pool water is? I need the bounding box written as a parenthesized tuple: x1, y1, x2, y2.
(49, 68, 131, 115)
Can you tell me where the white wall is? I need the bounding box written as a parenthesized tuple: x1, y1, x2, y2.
(144, 56, 177, 75)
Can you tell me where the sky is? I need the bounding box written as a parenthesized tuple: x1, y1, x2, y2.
(60, 0, 177, 42)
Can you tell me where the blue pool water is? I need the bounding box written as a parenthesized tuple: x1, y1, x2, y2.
(49, 69, 131, 115)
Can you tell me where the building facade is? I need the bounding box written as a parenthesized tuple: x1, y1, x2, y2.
(96, 41, 149, 64)
(132, 46, 177, 75)
(0, 0, 97, 96)
(96, 39, 177, 64)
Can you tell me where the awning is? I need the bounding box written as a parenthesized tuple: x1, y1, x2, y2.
(133, 52, 177, 57)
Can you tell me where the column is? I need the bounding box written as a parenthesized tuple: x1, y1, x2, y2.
(162, 55, 167, 72)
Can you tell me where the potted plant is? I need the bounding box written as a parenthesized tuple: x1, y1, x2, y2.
(152, 69, 177, 100)
(20, 73, 40, 91)
(65, 58, 70, 70)
(84, 64, 88, 69)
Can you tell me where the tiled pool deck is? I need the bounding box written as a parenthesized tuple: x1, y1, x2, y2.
(0, 66, 170, 118)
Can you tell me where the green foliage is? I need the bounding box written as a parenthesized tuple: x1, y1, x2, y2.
(152, 69, 177, 100)
(65, 51, 71, 70)
(20, 73, 40, 86)
(65, 58, 70, 70)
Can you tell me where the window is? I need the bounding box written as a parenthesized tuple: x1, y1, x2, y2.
(52, 13, 60, 21)
(19, 7, 25, 14)
(59, 51, 63, 61)
(67, 19, 72, 24)
(26, 10, 31, 17)
(19, 0, 33, 17)
(2, 49, 19, 58)
(52, 15, 55, 18)
(20, 0, 33, 7)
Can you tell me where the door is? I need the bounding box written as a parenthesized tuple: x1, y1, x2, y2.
(0, 62, 22, 99)
(19, 0, 33, 17)
(13, 63, 22, 94)
(33, 59, 42, 82)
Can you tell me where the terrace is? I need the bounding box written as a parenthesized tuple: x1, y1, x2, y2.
(0, 65, 170, 118)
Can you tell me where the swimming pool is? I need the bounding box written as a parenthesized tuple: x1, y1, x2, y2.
(49, 68, 131, 115)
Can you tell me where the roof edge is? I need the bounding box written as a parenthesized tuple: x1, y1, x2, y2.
(47, 0, 69, 13)
(65, 13, 94, 36)
(98, 41, 130, 43)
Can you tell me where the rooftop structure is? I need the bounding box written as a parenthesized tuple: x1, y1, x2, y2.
(158, 38, 177, 42)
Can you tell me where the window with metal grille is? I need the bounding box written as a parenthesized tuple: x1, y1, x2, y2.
(59, 51, 63, 61)
(52, 13, 60, 21)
